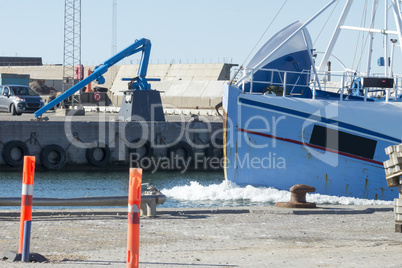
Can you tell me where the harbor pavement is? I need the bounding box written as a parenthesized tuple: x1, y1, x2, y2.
(0, 205, 401, 267)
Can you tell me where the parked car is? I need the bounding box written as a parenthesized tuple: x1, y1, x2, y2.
(0, 85, 44, 115)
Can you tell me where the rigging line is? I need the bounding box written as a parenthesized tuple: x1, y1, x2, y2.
(313, 0, 340, 46)
(230, 0, 288, 85)
(355, 0, 379, 72)
(352, 0, 369, 72)
(231, 0, 288, 83)
(230, 1, 288, 85)
(241, 0, 288, 67)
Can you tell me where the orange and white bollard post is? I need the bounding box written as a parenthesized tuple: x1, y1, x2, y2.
(127, 168, 142, 268)
(18, 156, 35, 258)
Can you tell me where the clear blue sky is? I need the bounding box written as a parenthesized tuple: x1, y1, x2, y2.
(0, 0, 400, 74)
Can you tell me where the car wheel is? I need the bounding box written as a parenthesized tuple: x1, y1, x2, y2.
(10, 104, 17, 115)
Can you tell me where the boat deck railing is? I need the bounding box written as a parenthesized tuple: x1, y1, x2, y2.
(235, 67, 402, 102)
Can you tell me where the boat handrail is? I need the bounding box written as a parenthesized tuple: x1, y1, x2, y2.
(238, 67, 402, 102)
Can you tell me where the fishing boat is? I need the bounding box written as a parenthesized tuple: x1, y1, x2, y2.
(223, 0, 402, 200)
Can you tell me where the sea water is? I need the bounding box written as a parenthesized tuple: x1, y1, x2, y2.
(0, 171, 392, 210)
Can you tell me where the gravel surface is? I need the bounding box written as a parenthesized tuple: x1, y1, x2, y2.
(0, 206, 401, 267)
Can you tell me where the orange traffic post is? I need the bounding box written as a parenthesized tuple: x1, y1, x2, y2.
(127, 168, 142, 268)
(18, 156, 36, 254)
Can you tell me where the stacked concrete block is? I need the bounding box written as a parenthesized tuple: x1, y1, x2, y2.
(110, 64, 232, 110)
(395, 199, 402, 232)
(384, 144, 402, 232)
(383, 144, 402, 187)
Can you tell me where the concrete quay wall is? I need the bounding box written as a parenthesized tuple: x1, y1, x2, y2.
(0, 117, 224, 171)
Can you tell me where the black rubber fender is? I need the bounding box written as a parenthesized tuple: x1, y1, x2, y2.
(86, 143, 111, 167)
(204, 138, 224, 159)
(128, 139, 154, 158)
(2, 140, 30, 167)
(167, 141, 194, 163)
(40, 144, 67, 170)
(128, 139, 154, 168)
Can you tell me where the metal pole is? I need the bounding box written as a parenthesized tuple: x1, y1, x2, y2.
(21, 221, 32, 262)
(390, 39, 397, 76)
(283, 72, 287, 97)
(318, 0, 354, 73)
(390, 0, 402, 55)
(340, 74, 345, 101)
(385, 0, 389, 77)
(0, 195, 166, 207)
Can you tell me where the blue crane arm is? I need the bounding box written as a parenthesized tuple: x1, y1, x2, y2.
(34, 38, 152, 118)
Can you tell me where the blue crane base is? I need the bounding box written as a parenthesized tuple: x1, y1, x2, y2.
(119, 90, 165, 121)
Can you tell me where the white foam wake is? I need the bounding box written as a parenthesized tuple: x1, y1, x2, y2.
(162, 180, 393, 206)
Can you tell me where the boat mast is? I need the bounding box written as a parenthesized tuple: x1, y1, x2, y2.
(320, 0, 402, 77)
(318, 0, 354, 73)
(390, 0, 402, 58)
(390, 38, 397, 76)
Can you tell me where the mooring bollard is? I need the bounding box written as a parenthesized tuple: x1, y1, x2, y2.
(127, 168, 142, 268)
(275, 184, 317, 208)
(140, 184, 167, 217)
(19, 156, 35, 255)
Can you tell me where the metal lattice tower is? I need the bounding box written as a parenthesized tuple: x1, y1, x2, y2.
(63, 0, 81, 108)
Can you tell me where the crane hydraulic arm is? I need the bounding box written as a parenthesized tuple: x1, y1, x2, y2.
(34, 38, 152, 118)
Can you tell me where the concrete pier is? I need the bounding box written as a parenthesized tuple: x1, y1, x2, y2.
(0, 112, 223, 171)
(0, 205, 400, 267)
(0, 63, 231, 171)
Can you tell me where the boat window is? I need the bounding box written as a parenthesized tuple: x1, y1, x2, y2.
(309, 125, 377, 159)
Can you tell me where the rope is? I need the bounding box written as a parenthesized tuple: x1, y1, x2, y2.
(352, 0, 369, 72)
(313, 0, 340, 46)
(230, 0, 288, 84)
(355, 0, 379, 73)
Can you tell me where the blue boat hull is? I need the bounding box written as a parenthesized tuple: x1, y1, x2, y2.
(223, 84, 400, 200)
